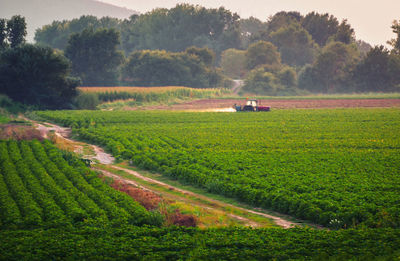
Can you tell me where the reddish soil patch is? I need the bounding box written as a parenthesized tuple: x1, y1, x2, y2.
(0, 125, 44, 140)
(140, 99, 400, 111)
(110, 179, 162, 210)
(110, 179, 197, 227)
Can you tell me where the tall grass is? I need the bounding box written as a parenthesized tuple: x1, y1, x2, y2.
(77, 86, 231, 109)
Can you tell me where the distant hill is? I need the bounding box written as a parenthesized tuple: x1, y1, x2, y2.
(0, 0, 138, 42)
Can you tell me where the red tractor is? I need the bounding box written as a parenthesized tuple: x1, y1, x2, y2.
(234, 99, 270, 112)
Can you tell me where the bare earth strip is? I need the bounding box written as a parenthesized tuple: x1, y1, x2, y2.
(103, 165, 304, 228)
(135, 98, 400, 111)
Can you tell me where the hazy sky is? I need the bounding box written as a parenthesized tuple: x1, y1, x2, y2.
(99, 0, 399, 47)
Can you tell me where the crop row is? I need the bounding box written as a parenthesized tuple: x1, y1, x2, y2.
(34, 109, 400, 228)
(1, 226, 400, 260)
(0, 140, 161, 229)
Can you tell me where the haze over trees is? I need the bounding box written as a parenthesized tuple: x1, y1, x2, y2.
(1, 4, 400, 103)
(65, 28, 124, 86)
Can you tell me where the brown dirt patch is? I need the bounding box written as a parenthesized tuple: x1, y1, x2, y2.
(133, 98, 400, 111)
(0, 125, 44, 140)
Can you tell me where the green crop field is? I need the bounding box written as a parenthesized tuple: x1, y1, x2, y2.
(35, 109, 400, 229)
(2, 109, 400, 259)
(0, 140, 160, 229)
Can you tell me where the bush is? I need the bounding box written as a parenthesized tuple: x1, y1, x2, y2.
(73, 92, 100, 110)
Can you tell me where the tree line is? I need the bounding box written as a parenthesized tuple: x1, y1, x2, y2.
(34, 6, 400, 95)
(1, 5, 400, 109)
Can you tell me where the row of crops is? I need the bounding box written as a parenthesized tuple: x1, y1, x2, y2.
(1, 226, 400, 260)
(0, 139, 161, 229)
(35, 109, 400, 229)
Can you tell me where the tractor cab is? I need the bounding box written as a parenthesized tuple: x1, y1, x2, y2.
(243, 100, 258, 111)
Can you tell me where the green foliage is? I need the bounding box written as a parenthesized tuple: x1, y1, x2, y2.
(185, 46, 215, 67)
(298, 42, 360, 93)
(0, 44, 80, 109)
(239, 17, 268, 48)
(0, 94, 26, 114)
(270, 24, 318, 67)
(0, 140, 161, 229)
(353, 46, 400, 92)
(301, 12, 341, 46)
(35, 16, 121, 50)
(220, 48, 247, 78)
(0, 19, 7, 50)
(267, 11, 303, 33)
(122, 4, 241, 55)
(122, 49, 224, 88)
(73, 92, 100, 110)
(0, 44, 79, 108)
(65, 28, 124, 86)
(388, 20, 400, 54)
(35, 5, 241, 56)
(0, 15, 27, 50)
(243, 68, 281, 95)
(6, 15, 27, 48)
(245, 41, 281, 70)
(35, 109, 400, 229)
(1, 226, 400, 260)
(243, 63, 298, 95)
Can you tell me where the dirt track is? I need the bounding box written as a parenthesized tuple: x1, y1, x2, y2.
(139, 98, 400, 111)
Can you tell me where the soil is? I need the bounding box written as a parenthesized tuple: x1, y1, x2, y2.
(135, 98, 400, 111)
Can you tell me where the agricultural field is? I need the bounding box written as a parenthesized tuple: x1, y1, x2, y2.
(1, 108, 400, 259)
(35, 108, 400, 229)
(0, 139, 160, 229)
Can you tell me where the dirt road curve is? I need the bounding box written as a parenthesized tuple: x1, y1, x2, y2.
(105, 166, 302, 229)
(140, 98, 400, 111)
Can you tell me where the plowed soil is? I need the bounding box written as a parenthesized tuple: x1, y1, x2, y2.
(141, 99, 400, 111)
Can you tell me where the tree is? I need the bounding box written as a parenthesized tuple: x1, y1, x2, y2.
(122, 49, 223, 88)
(333, 20, 355, 44)
(301, 12, 339, 46)
(270, 24, 318, 66)
(298, 42, 360, 93)
(356, 40, 372, 56)
(35, 16, 121, 50)
(354, 46, 400, 92)
(6, 15, 27, 48)
(239, 17, 268, 48)
(0, 19, 8, 50)
(267, 11, 303, 33)
(301, 12, 355, 46)
(65, 28, 124, 86)
(185, 46, 215, 66)
(242, 65, 298, 95)
(245, 41, 281, 70)
(0, 44, 80, 109)
(35, 5, 242, 55)
(220, 48, 246, 78)
(388, 20, 400, 54)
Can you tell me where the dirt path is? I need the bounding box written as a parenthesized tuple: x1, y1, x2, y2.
(28, 117, 322, 229)
(27, 119, 115, 165)
(107, 165, 302, 228)
(96, 167, 262, 228)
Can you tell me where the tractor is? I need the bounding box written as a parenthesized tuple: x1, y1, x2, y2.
(234, 99, 270, 112)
